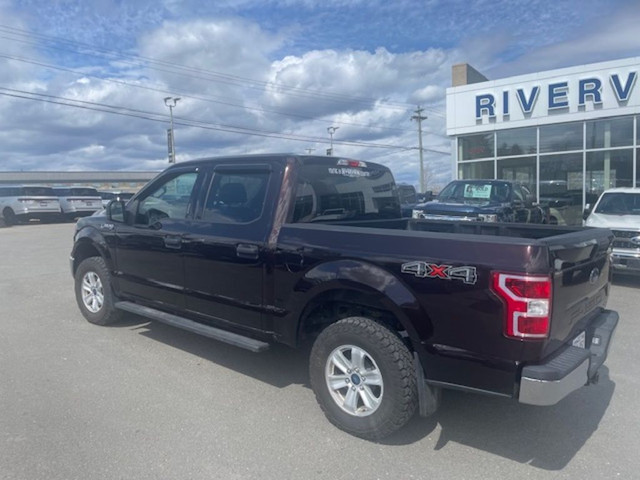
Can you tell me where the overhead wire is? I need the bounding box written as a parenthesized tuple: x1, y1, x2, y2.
(0, 86, 449, 153)
(0, 24, 451, 155)
(0, 24, 446, 117)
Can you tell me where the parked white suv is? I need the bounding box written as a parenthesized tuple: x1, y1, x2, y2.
(0, 185, 61, 225)
(584, 187, 640, 275)
(52, 186, 103, 220)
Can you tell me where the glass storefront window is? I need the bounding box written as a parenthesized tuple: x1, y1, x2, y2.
(458, 160, 494, 179)
(540, 153, 584, 226)
(586, 149, 633, 198)
(497, 128, 536, 157)
(458, 133, 494, 161)
(497, 156, 537, 194)
(540, 123, 583, 153)
(586, 117, 633, 149)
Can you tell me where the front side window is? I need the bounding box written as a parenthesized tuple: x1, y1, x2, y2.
(136, 171, 198, 225)
(201, 172, 270, 224)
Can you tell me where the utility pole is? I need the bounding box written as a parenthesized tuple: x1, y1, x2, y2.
(411, 106, 428, 192)
(164, 97, 180, 163)
(327, 126, 339, 156)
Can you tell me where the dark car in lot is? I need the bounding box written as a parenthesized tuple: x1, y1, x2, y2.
(70, 155, 617, 440)
(412, 179, 547, 223)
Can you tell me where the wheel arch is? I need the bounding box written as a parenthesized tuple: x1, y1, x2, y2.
(71, 228, 113, 276)
(291, 260, 433, 355)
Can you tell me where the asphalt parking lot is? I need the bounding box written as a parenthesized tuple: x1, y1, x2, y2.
(1, 222, 639, 480)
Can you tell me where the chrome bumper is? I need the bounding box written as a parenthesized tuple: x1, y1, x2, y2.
(518, 309, 618, 406)
(611, 250, 640, 273)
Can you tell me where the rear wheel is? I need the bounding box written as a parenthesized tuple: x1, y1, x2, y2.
(3, 208, 17, 226)
(74, 256, 122, 325)
(309, 317, 417, 440)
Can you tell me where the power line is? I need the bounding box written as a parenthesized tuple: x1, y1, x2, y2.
(0, 25, 447, 116)
(0, 86, 450, 152)
(0, 52, 441, 137)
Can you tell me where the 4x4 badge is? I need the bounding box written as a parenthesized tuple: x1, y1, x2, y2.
(401, 261, 477, 285)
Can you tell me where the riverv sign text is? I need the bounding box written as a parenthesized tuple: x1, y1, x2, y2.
(475, 71, 638, 119)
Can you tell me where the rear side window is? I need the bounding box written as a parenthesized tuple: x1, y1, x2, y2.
(201, 172, 270, 224)
(291, 159, 400, 223)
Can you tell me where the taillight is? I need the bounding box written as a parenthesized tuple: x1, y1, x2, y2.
(491, 272, 552, 339)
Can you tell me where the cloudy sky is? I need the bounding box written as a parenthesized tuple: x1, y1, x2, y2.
(1, 0, 639, 189)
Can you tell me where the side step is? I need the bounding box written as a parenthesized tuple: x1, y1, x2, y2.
(115, 301, 270, 353)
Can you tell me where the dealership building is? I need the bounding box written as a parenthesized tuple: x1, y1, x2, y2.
(446, 57, 640, 225)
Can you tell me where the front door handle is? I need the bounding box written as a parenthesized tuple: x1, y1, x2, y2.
(164, 235, 182, 249)
(236, 243, 259, 260)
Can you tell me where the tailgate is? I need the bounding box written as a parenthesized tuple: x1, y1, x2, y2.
(544, 228, 613, 353)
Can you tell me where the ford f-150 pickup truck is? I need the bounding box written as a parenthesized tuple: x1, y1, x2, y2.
(70, 154, 618, 440)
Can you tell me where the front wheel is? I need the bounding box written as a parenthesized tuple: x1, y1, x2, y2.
(74, 256, 122, 325)
(309, 317, 417, 440)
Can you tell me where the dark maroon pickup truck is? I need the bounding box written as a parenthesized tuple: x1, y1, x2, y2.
(70, 154, 618, 440)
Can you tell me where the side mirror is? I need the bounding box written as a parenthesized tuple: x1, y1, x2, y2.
(582, 204, 592, 221)
(107, 200, 126, 223)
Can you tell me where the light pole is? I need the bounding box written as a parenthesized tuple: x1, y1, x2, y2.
(164, 97, 180, 163)
(327, 126, 339, 156)
(411, 106, 427, 193)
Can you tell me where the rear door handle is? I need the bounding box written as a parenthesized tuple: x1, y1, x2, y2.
(164, 235, 182, 249)
(236, 243, 259, 260)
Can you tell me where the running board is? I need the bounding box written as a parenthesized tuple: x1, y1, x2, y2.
(115, 301, 270, 353)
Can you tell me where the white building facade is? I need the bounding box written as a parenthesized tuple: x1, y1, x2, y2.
(446, 57, 640, 225)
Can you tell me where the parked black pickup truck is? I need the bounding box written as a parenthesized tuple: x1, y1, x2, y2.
(412, 179, 547, 223)
(70, 154, 618, 440)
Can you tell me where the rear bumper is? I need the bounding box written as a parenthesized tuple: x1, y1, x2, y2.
(611, 250, 640, 274)
(518, 309, 618, 406)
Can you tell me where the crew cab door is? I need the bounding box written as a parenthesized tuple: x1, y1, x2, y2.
(113, 168, 203, 310)
(180, 163, 277, 332)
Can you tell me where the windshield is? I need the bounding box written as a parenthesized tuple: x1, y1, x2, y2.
(594, 192, 640, 215)
(438, 181, 511, 203)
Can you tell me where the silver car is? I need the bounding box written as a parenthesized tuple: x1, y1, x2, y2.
(52, 186, 103, 221)
(0, 185, 61, 225)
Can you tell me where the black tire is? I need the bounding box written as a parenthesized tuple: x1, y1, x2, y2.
(74, 256, 122, 325)
(309, 317, 417, 440)
(3, 208, 17, 226)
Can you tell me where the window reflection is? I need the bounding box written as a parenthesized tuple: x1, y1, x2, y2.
(497, 128, 536, 157)
(586, 149, 633, 197)
(540, 153, 584, 226)
(497, 156, 536, 195)
(540, 123, 583, 153)
(458, 160, 494, 179)
(458, 133, 494, 160)
(586, 117, 633, 149)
